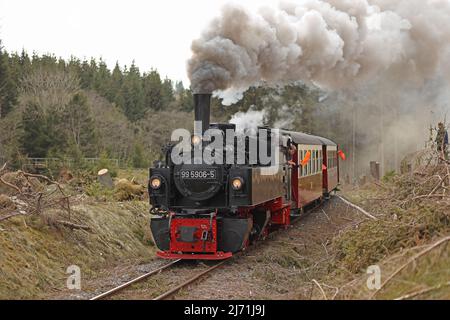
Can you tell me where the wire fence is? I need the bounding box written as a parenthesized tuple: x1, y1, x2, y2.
(0, 157, 122, 169)
(27, 157, 120, 167)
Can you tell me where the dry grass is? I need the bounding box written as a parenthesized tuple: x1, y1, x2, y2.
(0, 167, 155, 299)
(114, 179, 145, 201)
(329, 152, 450, 299)
(0, 201, 154, 299)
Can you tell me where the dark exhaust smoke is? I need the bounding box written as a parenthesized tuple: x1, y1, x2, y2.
(193, 93, 212, 135)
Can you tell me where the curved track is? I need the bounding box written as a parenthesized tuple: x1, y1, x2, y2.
(90, 259, 182, 300)
(153, 259, 229, 300)
(89, 194, 366, 300)
(89, 258, 229, 300)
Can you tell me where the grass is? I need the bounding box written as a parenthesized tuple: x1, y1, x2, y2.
(0, 168, 154, 299)
(329, 166, 450, 299)
(0, 201, 154, 299)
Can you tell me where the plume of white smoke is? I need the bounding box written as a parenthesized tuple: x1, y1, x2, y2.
(188, 0, 450, 103)
(229, 108, 267, 134)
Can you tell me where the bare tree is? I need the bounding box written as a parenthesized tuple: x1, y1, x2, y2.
(20, 68, 80, 112)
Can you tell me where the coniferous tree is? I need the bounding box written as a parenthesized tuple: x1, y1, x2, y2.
(122, 62, 145, 121)
(143, 69, 163, 111)
(20, 103, 54, 157)
(0, 41, 18, 118)
(161, 77, 174, 107)
(110, 62, 124, 107)
(93, 59, 111, 98)
(177, 88, 194, 112)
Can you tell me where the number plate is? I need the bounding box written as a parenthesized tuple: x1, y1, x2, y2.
(180, 169, 217, 180)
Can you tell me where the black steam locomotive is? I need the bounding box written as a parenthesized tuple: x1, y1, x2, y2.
(149, 94, 340, 260)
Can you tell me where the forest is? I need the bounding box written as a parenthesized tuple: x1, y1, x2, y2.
(0, 39, 352, 171)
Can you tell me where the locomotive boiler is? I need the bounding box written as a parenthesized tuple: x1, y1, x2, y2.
(149, 93, 340, 260)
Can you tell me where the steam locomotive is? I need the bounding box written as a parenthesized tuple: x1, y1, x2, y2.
(149, 94, 340, 260)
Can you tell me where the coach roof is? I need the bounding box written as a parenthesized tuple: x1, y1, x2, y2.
(282, 130, 337, 147)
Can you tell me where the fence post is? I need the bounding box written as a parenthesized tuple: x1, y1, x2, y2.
(370, 161, 381, 181)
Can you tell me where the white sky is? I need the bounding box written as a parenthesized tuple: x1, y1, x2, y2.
(0, 0, 278, 86)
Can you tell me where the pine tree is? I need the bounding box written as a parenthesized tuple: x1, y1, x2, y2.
(79, 58, 97, 89)
(122, 62, 145, 121)
(0, 41, 18, 118)
(161, 77, 174, 108)
(20, 103, 53, 157)
(177, 88, 194, 112)
(142, 69, 163, 111)
(93, 59, 111, 98)
(110, 62, 124, 106)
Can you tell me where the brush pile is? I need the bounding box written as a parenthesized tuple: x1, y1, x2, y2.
(114, 178, 145, 201)
(0, 163, 81, 228)
(335, 150, 450, 273)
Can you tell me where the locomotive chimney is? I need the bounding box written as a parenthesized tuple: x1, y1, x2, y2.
(193, 93, 212, 135)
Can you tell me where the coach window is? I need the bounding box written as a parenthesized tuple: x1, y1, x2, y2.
(319, 150, 322, 170)
(328, 151, 332, 168)
(308, 151, 312, 176)
(299, 150, 303, 177)
(333, 151, 336, 168)
(304, 151, 307, 176)
(306, 151, 309, 176)
(299, 150, 303, 176)
(316, 150, 319, 173)
(312, 151, 315, 174)
(314, 150, 317, 173)
(331, 151, 334, 168)
(298, 150, 302, 177)
(316, 150, 320, 173)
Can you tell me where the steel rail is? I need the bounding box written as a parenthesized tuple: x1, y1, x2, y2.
(89, 198, 334, 301)
(150, 200, 325, 301)
(89, 259, 182, 300)
(152, 259, 229, 300)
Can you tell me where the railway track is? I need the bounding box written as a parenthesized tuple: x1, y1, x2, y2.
(89, 258, 230, 300)
(89, 195, 368, 301)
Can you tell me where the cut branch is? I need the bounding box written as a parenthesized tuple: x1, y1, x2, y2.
(312, 279, 328, 300)
(395, 282, 450, 300)
(0, 177, 21, 193)
(336, 195, 378, 220)
(370, 236, 450, 299)
(56, 220, 90, 231)
(0, 211, 27, 222)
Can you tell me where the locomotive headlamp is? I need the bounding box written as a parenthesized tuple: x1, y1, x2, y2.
(191, 135, 202, 146)
(150, 177, 162, 190)
(231, 177, 244, 191)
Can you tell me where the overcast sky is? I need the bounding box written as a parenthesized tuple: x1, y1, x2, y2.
(0, 0, 277, 86)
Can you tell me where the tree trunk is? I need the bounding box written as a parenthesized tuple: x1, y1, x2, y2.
(98, 169, 114, 189)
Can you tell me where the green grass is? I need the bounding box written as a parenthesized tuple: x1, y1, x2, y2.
(0, 201, 154, 299)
